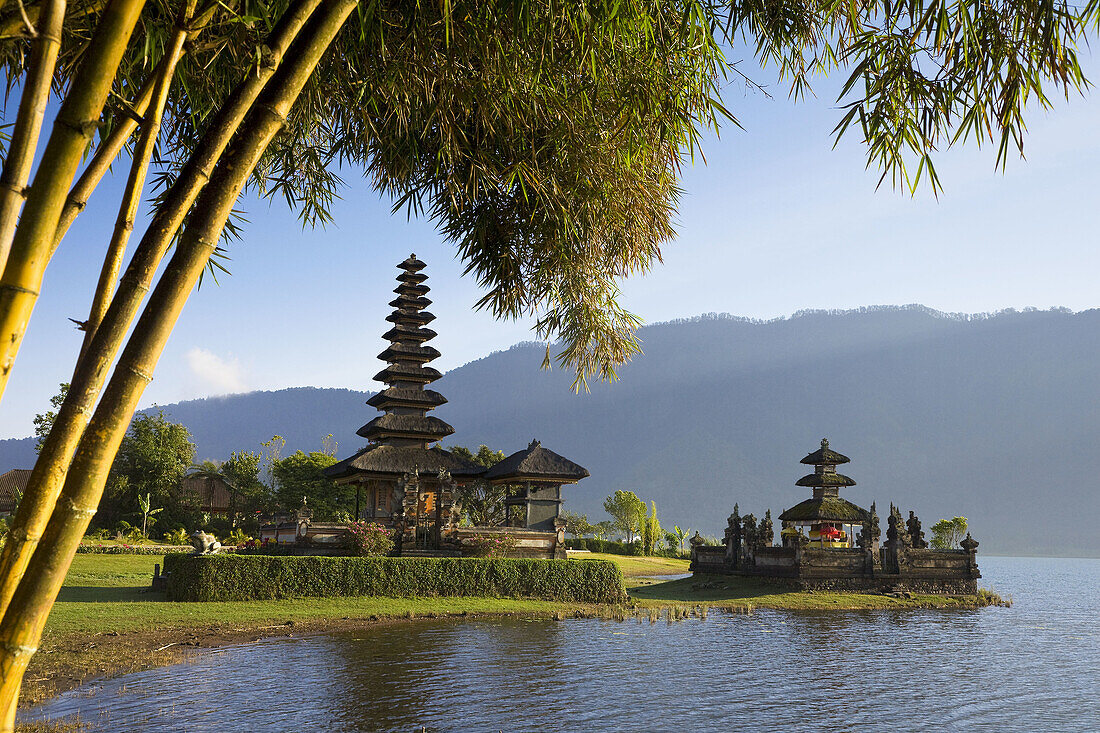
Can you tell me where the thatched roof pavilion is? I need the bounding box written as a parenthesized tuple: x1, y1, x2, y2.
(780, 438, 867, 545)
(484, 440, 589, 532)
(483, 440, 589, 483)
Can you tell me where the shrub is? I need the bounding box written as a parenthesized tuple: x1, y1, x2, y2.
(162, 528, 191, 546)
(235, 538, 299, 556)
(345, 521, 394, 557)
(463, 534, 518, 558)
(222, 528, 252, 547)
(164, 555, 627, 604)
(77, 544, 193, 555)
(565, 538, 644, 556)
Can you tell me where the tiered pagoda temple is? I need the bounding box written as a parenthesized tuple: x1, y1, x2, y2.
(692, 438, 981, 594)
(324, 255, 485, 551)
(321, 255, 587, 556)
(779, 439, 867, 548)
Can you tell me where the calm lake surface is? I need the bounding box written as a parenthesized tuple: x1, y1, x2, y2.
(26, 556, 1100, 732)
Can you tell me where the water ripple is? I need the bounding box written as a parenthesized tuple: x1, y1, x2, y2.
(25, 557, 1100, 732)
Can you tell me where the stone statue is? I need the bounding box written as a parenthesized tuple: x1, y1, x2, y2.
(907, 510, 928, 548)
(858, 502, 881, 549)
(190, 530, 221, 555)
(885, 504, 909, 550)
(758, 509, 774, 549)
(724, 505, 742, 549)
(960, 533, 979, 552)
(741, 514, 758, 552)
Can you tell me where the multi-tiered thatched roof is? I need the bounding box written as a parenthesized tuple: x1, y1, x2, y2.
(325, 255, 484, 480)
(779, 438, 867, 523)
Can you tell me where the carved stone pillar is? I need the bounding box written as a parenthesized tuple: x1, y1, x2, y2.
(394, 470, 419, 551)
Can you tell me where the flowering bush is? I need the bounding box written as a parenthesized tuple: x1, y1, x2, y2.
(464, 534, 519, 558)
(345, 522, 394, 557)
(236, 538, 299, 556)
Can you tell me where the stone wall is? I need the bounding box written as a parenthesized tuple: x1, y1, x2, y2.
(691, 540, 980, 595)
(451, 526, 565, 560)
(691, 546, 727, 573)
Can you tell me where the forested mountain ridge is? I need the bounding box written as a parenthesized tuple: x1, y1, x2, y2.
(2, 305, 1095, 557)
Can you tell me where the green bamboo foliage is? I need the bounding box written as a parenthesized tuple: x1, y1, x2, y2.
(0, 0, 147, 405)
(51, 71, 155, 253)
(0, 0, 357, 723)
(50, 0, 221, 254)
(77, 0, 196, 359)
(0, 0, 323, 625)
(0, 0, 65, 270)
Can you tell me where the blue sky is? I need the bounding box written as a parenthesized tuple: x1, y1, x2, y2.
(2, 64, 1098, 439)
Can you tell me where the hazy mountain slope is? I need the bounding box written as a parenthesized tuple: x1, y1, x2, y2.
(1, 306, 1095, 557)
(437, 307, 1100, 557)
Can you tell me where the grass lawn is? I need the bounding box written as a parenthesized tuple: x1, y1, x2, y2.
(571, 552, 689, 578)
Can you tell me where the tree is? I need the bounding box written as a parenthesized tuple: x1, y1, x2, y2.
(673, 525, 689, 555)
(603, 490, 647, 545)
(0, 0, 1094, 724)
(931, 517, 969, 549)
(560, 511, 595, 539)
(31, 383, 68, 453)
(101, 411, 195, 529)
(270, 450, 345, 521)
(641, 501, 661, 556)
(450, 445, 509, 527)
(592, 521, 615, 541)
(220, 450, 267, 517)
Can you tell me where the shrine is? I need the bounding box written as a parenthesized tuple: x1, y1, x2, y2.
(779, 439, 865, 548)
(309, 255, 587, 557)
(692, 438, 982, 594)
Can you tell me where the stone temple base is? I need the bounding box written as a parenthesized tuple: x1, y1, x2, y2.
(692, 545, 981, 596)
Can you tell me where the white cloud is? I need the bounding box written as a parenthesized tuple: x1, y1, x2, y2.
(185, 347, 248, 395)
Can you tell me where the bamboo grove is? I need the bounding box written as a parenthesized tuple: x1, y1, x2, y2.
(0, 0, 1095, 727)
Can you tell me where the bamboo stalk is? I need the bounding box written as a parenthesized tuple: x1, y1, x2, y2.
(50, 0, 221, 253)
(0, 0, 324, 625)
(76, 0, 196, 362)
(0, 0, 147, 405)
(0, 0, 104, 39)
(0, 0, 65, 271)
(0, 2, 356, 725)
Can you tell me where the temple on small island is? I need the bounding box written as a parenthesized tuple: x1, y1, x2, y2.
(692, 438, 981, 594)
(269, 254, 590, 558)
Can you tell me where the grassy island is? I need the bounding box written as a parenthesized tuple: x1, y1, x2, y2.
(22, 551, 1004, 712)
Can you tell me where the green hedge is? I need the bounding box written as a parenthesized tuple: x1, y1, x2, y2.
(77, 544, 193, 555)
(163, 554, 627, 604)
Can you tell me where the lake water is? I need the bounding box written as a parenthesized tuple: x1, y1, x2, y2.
(25, 557, 1100, 732)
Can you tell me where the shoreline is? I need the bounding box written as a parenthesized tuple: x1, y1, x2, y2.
(27, 589, 1004, 710)
(24, 552, 1006, 712)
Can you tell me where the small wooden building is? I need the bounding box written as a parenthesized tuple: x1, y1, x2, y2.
(0, 469, 30, 514)
(177, 474, 235, 514)
(484, 440, 589, 532)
